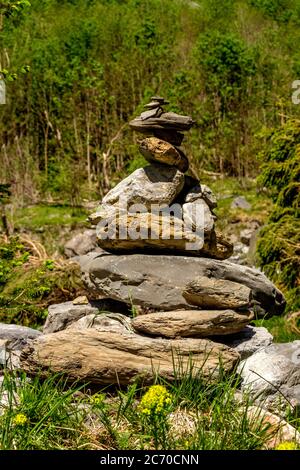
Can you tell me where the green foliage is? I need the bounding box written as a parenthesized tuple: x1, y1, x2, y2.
(0, 372, 88, 450)
(0, 236, 84, 326)
(257, 119, 300, 312)
(2, 0, 300, 200)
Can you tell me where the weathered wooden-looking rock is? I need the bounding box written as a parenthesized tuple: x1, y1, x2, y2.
(95, 212, 232, 260)
(139, 137, 189, 172)
(132, 309, 253, 338)
(20, 329, 240, 385)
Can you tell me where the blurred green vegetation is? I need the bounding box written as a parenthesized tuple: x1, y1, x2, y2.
(1, 0, 300, 203)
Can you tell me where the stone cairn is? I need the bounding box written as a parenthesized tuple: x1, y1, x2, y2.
(19, 98, 285, 387)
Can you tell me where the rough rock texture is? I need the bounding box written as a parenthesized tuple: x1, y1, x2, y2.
(0, 323, 41, 350)
(222, 326, 273, 360)
(185, 184, 217, 209)
(102, 164, 184, 209)
(132, 309, 253, 338)
(96, 212, 232, 260)
(43, 299, 129, 334)
(183, 276, 251, 309)
(238, 342, 300, 412)
(139, 137, 189, 172)
(182, 199, 215, 234)
(67, 312, 133, 334)
(0, 324, 42, 369)
(231, 196, 251, 210)
(129, 112, 194, 133)
(64, 229, 98, 258)
(20, 330, 240, 385)
(246, 406, 300, 449)
(84, 252, 285, 316)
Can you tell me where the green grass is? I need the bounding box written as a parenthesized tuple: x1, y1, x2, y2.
(13, 204, 88, 231)
(254, 316, 300, 343)
(1, 369, 299, 450)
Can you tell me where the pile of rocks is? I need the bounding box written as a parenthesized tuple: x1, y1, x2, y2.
(17, 98, 287, 387)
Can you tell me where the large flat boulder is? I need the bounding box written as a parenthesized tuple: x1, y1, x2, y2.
(183, 276, 251, 309)
(83, 252, 285, 317)
(132, 309, 253, 338)
(20, 329, 240, 386)
(102, 164, 184, 209)
(238, 341, 300, 413)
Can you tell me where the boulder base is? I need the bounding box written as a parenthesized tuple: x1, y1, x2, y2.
(20, 329, 240, 385)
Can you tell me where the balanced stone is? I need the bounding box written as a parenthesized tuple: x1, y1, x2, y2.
(83, 252, 285, 316)
(95, 212, 232, 260)
(183, 277, 251, 309)
(144, 101, 163, 109)
(129, 113, 194, 133)
(139, 137, 189, 172)
(132, 309, 253, 338)
(102, 163, 184, 209)
(140, 108, 163, 120)
(20, 329, 240, 385)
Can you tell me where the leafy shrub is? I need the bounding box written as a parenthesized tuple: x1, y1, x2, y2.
(257, 119, 300, 312)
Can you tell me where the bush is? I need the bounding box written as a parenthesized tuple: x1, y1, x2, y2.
(257, 119, 300, 312)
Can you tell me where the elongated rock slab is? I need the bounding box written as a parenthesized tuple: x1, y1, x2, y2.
(183, 277, 251, 309)
(95, 212, 232, 260)
(82, 252, 285, 317)
(20, 329, 240, 385)
(132, 310, 253, 338)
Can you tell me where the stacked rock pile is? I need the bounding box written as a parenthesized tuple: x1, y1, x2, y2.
(18, 99, 286, 386)
(89, 97, 233, 260)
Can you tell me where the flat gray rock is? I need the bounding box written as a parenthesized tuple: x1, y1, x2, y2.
(83, 252, 285, 317)
(238, 341, 300, 413)
(43, 299, 129, 334)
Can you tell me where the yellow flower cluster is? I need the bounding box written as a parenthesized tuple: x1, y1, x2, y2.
(275, 441, 298, 451)
(139, 385, 172, 417)
(90, 393, 105, 406)
(13, 413, 28, 426)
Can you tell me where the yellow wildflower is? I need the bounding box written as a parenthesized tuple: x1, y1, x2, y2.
(139, 385, 172, 417)
(275, 441, 298, 451)
(90, 393, 105, 406)
(13, 413, 28, 426)
(275, 441, 298, 450)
